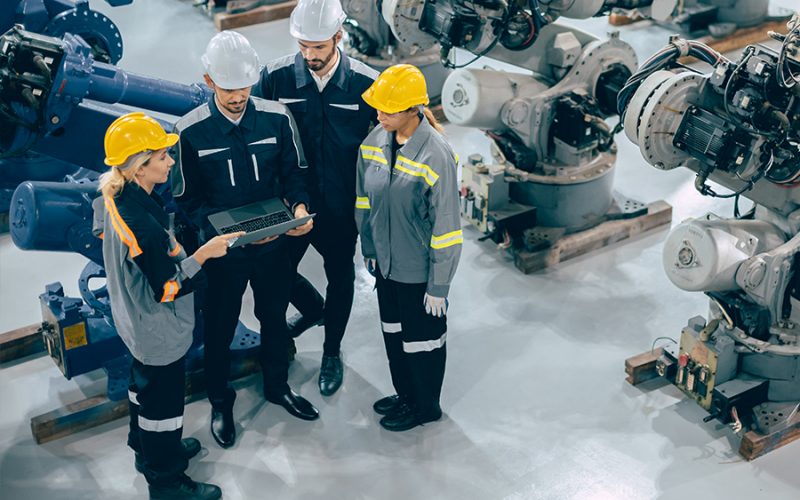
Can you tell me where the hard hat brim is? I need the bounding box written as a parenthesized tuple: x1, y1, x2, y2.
(104, 133, 179, 167)
(362, 91, 429, 115)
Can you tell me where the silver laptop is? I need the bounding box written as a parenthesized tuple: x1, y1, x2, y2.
(208, 198, 314, 248)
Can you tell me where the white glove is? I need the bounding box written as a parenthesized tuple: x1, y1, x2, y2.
(423, 293, 448, 317)
(364, 258, 376, 277)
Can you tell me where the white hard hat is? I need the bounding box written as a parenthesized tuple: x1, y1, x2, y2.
(289, 0, 346, 42)
(201, 31, 260, 89)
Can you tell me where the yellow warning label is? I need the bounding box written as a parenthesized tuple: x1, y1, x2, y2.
(63, 323, 88, 350)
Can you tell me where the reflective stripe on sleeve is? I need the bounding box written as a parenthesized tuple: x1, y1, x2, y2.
(160, 280, 179, 303)
(168, 243, 182, 257)
(430, 229, 463, 250)
(355, 196, 371, 209)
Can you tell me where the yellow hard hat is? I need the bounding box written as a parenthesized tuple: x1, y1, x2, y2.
(362, 64, 429, 114)
(104, 112, 179, 167)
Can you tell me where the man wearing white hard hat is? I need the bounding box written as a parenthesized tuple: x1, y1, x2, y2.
(172, 30, 319, 450)
(254, 0, 379, 398)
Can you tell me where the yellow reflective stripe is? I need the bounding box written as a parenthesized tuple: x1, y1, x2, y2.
(361, 153, 387, 165)
(430, 229, 463, 249)
(431, 237, 463, 250)
(360, 145, 388, 165)
(355, 196, 371, 209)
(397, 155, 439, 184)
(394, 163, 435, 187)
(431, 229, 463, 242)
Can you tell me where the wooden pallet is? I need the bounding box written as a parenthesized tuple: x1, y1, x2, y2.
(625, 346, 800, 460)
(624, 347, 663, 385)
(608, 14, 789, 60)
(677, 19, 790, 63)
(31, 355, 261, 444)
(512, 200, 672, 274)
(212, 0, 296, 31)
(609, 10, 646, 26)
(740, 418, 800, 461)
(0, 323, 44, 364)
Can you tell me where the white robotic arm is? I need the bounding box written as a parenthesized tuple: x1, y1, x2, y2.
(619, 14, 800, 432)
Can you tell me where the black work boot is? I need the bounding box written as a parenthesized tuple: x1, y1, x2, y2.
(148, 473, 222, 499)
(372, 395, 402, 415)
(135, 438, 201, 473)
(380, 405, 442, 432)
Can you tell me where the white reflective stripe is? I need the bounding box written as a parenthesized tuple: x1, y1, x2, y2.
(227, 159, 235, 186)
(138, 415, 183, 433)
(197, 147, 229, 157)
(248, 137, 277, 146)
(403, 333, 447, 353)
(329, 103, 359, 111)
(382, 321, 401, 333)
(128, 390, 139, 405)
(251, 154, 259, 181)
(278, 98, 306, 104)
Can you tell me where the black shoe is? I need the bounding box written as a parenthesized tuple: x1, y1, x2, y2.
(265, 389, 319, 421)
(286, 312, 324, 338)
(318, 354, 343, 396)
(210, 409, 235, 448)
(372, 395, 403, 415)
(379, 407, 442, 432)
(135, 438, 202, 474)
(148, 473, 222, 500)
(287, 338, 297, 362)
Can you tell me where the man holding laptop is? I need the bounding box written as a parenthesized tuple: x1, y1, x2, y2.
(172, 30, 319, 450)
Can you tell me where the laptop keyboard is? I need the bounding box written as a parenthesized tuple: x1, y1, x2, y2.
(220, 211, 292, 234)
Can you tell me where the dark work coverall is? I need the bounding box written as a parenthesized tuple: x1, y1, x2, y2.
(254, 50, 377, 356)
(172, 96, 310, 409)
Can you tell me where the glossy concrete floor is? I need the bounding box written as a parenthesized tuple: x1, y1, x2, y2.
(1, 1, 799, 499)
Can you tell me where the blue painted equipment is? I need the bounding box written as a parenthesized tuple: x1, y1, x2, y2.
(0, 19, 266, 401)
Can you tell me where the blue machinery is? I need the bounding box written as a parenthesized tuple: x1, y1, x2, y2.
(1, 1, 261, 400)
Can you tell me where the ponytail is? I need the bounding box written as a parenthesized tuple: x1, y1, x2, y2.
(421, 106, 444, 134)
(97, 151, 153, 198)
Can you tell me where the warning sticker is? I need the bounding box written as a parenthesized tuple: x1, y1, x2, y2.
(63, 323, 88, 350)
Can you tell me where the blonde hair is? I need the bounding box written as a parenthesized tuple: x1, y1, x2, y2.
(98, 151, 153, 198)
(418, 105, 444, 134)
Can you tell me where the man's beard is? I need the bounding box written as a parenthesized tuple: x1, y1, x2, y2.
(305, 48, 335, 72)
(223, 101, 245, 114)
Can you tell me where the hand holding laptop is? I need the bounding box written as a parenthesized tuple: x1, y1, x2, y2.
(208, 198, 315, 248)
(250, 234, 279, 245)
(286, 204, 314, 237)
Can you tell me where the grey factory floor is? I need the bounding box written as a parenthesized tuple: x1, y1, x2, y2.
(2, 0, 799, 498)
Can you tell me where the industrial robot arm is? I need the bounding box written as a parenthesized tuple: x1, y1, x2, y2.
(372, 1, 645, 245)
(618, 14, 800, 431)
(0, 26, 210, 165)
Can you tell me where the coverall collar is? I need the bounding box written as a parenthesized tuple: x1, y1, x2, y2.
(120, 182, 169, 229)
(294, 48, 350, 92)
(379, 113, 433, 160)
(208, 96, 256, 135)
